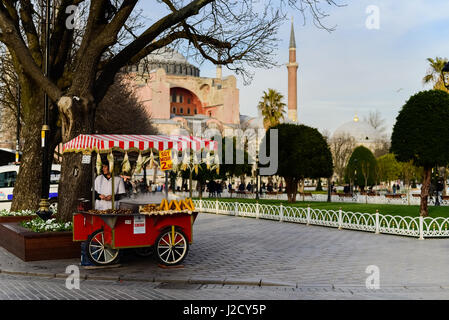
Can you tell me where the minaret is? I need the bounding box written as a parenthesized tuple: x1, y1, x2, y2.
(287, 19, 298, 122)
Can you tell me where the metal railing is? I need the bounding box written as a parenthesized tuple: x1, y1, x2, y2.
(176, 191, 446, 206)
(193, 199, 449, 239)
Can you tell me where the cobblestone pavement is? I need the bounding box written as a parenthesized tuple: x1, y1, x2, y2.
(2, 212, 449, 299)
(2, 274, 449, 300)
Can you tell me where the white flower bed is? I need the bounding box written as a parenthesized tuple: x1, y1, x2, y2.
(0, 209, 35, 217)
(21, 218, 73, 233)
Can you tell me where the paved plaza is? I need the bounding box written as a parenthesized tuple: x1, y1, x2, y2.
(1, 212, 449, 299)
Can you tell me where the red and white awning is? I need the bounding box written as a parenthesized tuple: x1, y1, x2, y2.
(62, 134, 218, 153)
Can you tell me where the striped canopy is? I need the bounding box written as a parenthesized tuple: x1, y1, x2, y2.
(62, 134, 218, 153)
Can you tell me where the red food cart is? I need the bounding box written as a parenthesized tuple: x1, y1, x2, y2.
(62, 134, 217, 266)
(73, 209, 198, 266)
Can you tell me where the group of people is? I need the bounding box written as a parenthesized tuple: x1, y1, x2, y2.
(207, 180, 223, 197)
(391, 183, 401, 194)
(227, 181, 283, 194)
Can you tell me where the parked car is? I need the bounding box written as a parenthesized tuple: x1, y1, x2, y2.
(0, 164, 60, 211)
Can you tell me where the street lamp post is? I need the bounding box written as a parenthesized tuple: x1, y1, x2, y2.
(15, 81, 20, 164)
(255, 155, 259, 201)
(442, 62, 449, 89)
(36, 0, 52, 220)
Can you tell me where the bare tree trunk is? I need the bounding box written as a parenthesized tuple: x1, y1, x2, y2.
(285, 177, 298, 203)
(420, 167, 432, 217)
(57, 96, 95, 222)
(11, 85, 53, 211)
(443, 167, 448, 197)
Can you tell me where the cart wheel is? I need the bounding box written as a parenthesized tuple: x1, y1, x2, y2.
(87, 229, 120, 265)
(155, 228, 189, 266)
(134, 247, 154, 257)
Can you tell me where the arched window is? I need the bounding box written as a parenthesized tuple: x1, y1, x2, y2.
(187, 108, 190, 115)
(180, 108, 184, 114)
(172, 107, 176, 113)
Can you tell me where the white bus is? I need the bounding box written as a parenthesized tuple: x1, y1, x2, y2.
(0, 164, 60, 211)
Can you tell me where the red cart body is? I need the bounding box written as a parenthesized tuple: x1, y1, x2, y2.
(73, 211, 198, 248)
(73, 211, 199, 266)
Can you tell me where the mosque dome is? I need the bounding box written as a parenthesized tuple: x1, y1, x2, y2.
(333, 115, 381, 143)
(240, 115, 264, 130)
(124, 47, 200, 77)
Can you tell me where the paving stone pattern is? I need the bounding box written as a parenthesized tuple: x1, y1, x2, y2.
(1, 212, 449, 299)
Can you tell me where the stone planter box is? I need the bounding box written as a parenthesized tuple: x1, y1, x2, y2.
(0, 215, 36, 224)
(0, 222, 80, 261)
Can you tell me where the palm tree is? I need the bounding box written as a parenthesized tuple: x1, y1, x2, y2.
(423, 57, 449, 92)
(257, 89, 286, 130)
(423, 57, 449, 195)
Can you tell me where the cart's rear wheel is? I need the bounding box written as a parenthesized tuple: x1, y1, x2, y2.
(87, 229, 120, 265)
(155, 228, 189, 266)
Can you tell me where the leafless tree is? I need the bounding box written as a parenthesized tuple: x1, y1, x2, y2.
(373, 134, 391, 158)
(95, 74, 156, 135)
(364, 110, 387, 134)
(329, 132, 355, 184)
(0, 0, 343, 220)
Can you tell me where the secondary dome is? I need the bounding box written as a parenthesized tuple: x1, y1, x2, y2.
(333, 115, 380, 142)
(124, 47, 200, 77)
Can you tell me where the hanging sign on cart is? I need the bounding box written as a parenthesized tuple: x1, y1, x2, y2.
(159, 149, 173, 171)
(133, 215, 146, 234)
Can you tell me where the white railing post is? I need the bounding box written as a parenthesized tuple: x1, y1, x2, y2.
(216, 199, 218, 214)
(280, 203, 284, 222)
(306, 205, 310, 225)
(338, 207, 342, 230)
(375, 210, 379, 234)
(419, 216, 424, 240)
(234, 202, 238, 217)
(256, 202, 260, 219)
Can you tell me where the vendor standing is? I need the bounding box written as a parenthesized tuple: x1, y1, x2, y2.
(95, 160, 126, 210)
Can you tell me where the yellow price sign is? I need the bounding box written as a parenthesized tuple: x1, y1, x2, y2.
(159, 149, 173, 171)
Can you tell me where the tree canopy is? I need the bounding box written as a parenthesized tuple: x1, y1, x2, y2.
(391, 90, 449, 168)
(391, 90, 449, 216)
(263, 123, 333, 202)
(345, 145, 377, 189)
(376, 153, 401, 184)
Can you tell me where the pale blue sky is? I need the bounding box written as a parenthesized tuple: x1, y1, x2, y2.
(135, 0, 449, 136)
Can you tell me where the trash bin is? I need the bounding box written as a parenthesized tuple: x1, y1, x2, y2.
(80, 241, 94, 266)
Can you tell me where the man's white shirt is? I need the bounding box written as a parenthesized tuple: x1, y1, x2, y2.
(94, 175, 126, 210)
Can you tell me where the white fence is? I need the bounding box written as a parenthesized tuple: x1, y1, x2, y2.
(177, 191, 445, 206)
(192, 199, 449, 239)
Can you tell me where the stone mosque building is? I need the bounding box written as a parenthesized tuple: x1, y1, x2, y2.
(332, 114, 384, 153)
(124, 21, 300, 137)
(124, 48, 245, 137)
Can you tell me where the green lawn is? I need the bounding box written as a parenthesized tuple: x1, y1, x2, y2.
(195, 197, 449, 218)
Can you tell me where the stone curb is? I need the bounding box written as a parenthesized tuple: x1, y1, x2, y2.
(0, 268, 294, 287)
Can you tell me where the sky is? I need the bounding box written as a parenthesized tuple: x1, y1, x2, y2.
(137, 0, 449, 137)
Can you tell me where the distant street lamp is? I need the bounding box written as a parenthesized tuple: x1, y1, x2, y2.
(442, 62, 449, 89)
(36, 0, 52, 220)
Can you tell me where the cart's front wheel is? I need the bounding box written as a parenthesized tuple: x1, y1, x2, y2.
(87, 229, 120, 266)
(155, 228, 189, 266)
